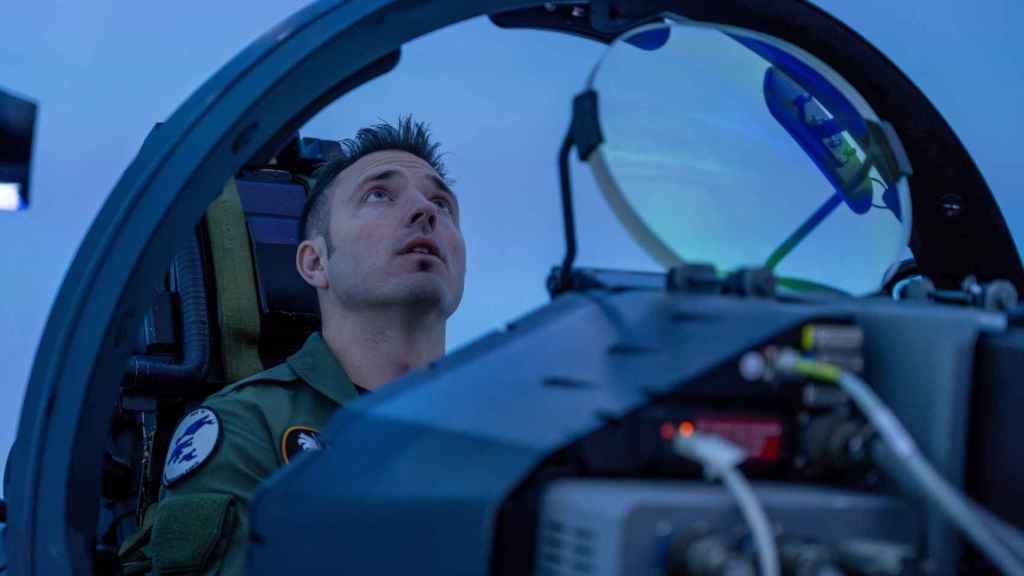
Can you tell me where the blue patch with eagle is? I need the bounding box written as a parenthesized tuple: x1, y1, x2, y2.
(163, 407, 221, 486)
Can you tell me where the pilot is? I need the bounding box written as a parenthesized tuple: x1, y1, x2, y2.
(121, 117, 466, 575)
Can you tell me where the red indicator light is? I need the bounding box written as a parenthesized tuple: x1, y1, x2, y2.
(678, 421, 695, 437)
(660, 422, 675, 440)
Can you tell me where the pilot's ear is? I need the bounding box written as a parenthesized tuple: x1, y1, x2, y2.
(296, 238, 329, 290)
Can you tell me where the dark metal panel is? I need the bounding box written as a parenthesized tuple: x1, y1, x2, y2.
(838, 300, 1000, 575)
(968, 329, 1024, 529)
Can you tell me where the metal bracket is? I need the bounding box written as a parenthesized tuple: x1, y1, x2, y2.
(667, 262, 776, 298)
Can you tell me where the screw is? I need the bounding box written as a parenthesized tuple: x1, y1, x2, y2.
(939, 193, 964, 218)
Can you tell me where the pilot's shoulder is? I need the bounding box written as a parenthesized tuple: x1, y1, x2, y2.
(205, 362, 301, 407)
(160, 365, 302, 491)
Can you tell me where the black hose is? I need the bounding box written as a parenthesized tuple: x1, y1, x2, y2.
(124, 232, 210, 392)
(556, 130, 577, 294)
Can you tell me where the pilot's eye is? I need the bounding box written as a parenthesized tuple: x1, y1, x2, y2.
(365, 188, 391, 202)
(433, 197, 453, 213)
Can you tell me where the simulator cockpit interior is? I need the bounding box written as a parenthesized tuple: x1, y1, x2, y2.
(5, 2, 1024, 575)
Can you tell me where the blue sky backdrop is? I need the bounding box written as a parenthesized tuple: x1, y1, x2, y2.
(1, 0, 1023, 485)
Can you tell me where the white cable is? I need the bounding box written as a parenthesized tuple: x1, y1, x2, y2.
(967, 499, 1024, 561)
(868, 428, 1024, 576)
(836, 370, 1024, 576)
(775, 351, 1024, 575)
(720, 466, 779, 576)
(674, 432, 780, 576)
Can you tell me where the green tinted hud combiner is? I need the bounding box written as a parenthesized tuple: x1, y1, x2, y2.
(584, 22, 912, 294)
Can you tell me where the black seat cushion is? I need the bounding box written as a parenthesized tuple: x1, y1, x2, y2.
(236, 173, 320, 367)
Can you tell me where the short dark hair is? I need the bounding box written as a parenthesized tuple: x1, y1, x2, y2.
(299, 117, 449, 250)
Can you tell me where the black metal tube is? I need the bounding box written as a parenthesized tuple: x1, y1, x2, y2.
(557, 130, 577, 294)
(124, 232, 209, 392)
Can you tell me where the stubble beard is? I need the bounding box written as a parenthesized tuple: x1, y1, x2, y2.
(332, 270, 452, 322)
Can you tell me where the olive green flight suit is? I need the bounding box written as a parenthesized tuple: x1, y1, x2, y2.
(130, 333, 359, 575)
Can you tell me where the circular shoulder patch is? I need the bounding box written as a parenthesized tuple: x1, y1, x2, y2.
(282, 426, 324, 463)
(163, 407, 221, 487)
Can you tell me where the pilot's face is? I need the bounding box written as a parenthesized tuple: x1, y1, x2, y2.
(321, 150, 466, 318)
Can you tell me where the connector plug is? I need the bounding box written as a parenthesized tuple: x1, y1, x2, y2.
(673, 432, 746, 479)
(672, 432, 780, 576)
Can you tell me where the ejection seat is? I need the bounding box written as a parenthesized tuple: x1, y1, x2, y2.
(99, 134, 340, 564)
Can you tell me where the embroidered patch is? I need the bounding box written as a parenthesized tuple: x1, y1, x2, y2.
(163, 407, 221, 487)
(282, 426, 324, 463)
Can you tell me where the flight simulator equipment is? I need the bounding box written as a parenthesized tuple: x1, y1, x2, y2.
(245, 271, 1024, 575)
(9, 1, 1024, 576)
(0, 88, 35, 211)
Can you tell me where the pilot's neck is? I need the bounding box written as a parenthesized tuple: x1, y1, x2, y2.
(319, 306, 446, 391)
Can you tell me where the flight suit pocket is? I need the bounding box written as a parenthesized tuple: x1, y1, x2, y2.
(151, 494, 235, 574)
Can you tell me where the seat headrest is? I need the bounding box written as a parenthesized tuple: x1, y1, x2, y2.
(236, 172, 320, 368)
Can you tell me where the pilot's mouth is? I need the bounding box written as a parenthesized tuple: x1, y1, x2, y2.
(399, 241, 444, 265)
(408, 246, 436, 257)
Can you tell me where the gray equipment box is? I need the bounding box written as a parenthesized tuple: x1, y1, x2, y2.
(536, 479, 919, 576)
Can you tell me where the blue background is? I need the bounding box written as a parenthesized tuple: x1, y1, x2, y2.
(1, 1, 1022, 486)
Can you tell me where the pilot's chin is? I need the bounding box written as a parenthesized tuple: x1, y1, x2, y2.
(391, 276, 450, 311)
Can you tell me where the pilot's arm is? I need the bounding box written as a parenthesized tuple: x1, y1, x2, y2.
(149, 395, 277, 576)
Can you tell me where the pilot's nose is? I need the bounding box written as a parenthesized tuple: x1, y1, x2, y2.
(408, 195, 438, 233)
